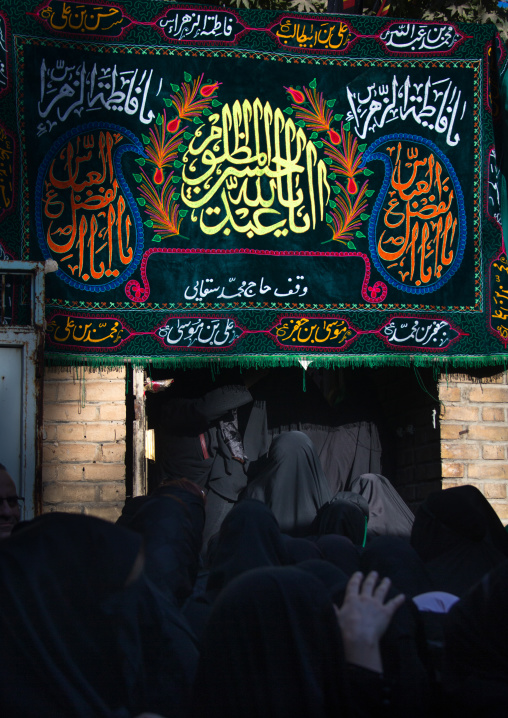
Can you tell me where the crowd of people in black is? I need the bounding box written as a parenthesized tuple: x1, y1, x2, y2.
(1, 371, 507, 717)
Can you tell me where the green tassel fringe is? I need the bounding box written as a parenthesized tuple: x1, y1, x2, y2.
(44, 352, 508, 372)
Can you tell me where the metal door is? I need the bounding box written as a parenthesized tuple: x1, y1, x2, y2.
(0, 261, 45, 519)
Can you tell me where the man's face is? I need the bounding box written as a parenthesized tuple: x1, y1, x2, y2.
(0, 470, 21, 538)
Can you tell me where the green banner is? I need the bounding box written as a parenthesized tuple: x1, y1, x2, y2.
(2, 1, 508, 367)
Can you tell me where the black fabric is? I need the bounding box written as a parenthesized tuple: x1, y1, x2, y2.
(346, 473, 415, 538)
(411, 487, 507, 596)
(158, 384, 254, 493)
(360, 536, 434, 599)
(315, 534, 361, 576)
(192, 566, 352, 718)
(205, 499, 288, 593)
(312, 491, 369, 545)
(116, 482, 205, 605)
(242, 431, 333, 536)
(249, 368, 383, 496)
(442, 560, 508, 717)
(0, 512, 199, 718)
(282, 534, 324, 563)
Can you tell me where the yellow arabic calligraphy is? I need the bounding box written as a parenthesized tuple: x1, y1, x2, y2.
(40, 2, 123, 33)
(276, 318, 351, 345)
(276, 19, 351, 50)
(182, 99, 330, 238)
(48, 316, 124, 344)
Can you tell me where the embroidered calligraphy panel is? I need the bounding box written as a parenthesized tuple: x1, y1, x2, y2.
(1, 1, 507, 366)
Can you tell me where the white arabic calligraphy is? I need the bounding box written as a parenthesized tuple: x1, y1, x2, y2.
(157, 317, 240, 346)
(346, 75, 465, 147)
(37, 59, 163, 135)
(158, 11, 235, 41)
(0, 20, 6, 90)
(183, 276, 309, 301)
(383, 319, 454, 347)
(380, 24, 461, 52)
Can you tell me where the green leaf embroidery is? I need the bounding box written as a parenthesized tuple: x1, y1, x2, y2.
(202, 108, 212, 116)
(355, 231, 366, 238)
(179, 209, 189, 217)
(135, 158, 146, 165)
(332, 186, 341, 195)
(347, 241, 357, 250)
(141, 134, 150, 145)
(326, 213, 333, 223)
(173, 193, 180, 200)
(313, 140, 323, 148)
(327, 99, 336, 108)
(283, 107, 294, 115)
(334, 114, 344, 121)
(144, 220, 154, 228)
(360, 213, 370, 220)
(343, 122, 350, 131)
(309, 78, 317, 89)
(358, 144, 367, 152)
(366, 189, 375, 197)
(174, 160, 183, 168)
(172, 175, 182, 183)
(310, 132, 318, 139)
(170, 83, 180, 92)
(132, 174, 142, 183)
(156, 114, 163, 126)
(363, 168, 373, 176)
(184, 72, 192, 83)
(136, 197, 146, 206)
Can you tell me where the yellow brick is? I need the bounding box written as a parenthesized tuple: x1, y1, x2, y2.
(467, 463, 508, 479)
(492, 503, 508, 520)
(100, 443, 126, 463)
(438, 386, 461, 402)
(467, 425, 508, 442)
(484, 482, 508, 499)
(56, 464, 86, 481)
(442, 462, 464, 478)
(43, 403, 99, 422)
(441, 406, 479, 422)
(44, 442, 99, 463)
(442, 479, 462, 489)
(482, 445, 505, 460)
(43, 483, 96, 504)
(41, 463, 58, 482)
(441, 443, 479, 460)
(56, 424, 86, 442)
(85, 381, 126, 402)
(98, 404, 126, 421)
(43, 425, 58, 442)
(99, 483, 126, 502)
(440, 424, 467, 440)
(83, 463, 125, 481)
(482, 407, 505, 422)
(43, 382, 59, 402)
(83, 424, 119, 442)
(83, 367, 126, 380)
(468, 385, 508, 403)
(44, 367, 74, 381)
(56, 382, 86, 402)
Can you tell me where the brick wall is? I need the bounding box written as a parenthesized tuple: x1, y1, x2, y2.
(42, 366, 127, 521)
(439, 369, 508, 524)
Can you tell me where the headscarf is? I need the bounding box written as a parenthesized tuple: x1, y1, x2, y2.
(242, 431, 333, 536)
(206, 499, 288, 592)
(312, 491, 369, 545)
(0, 513, 141, 717)
(360, 536, 434, 598)
(117, 479, 205, 605)
(315, 535, 360, 576)
(411, 487, 506, 596)
(0, 512, 198, 718)
(346, 473, 415, 538)
(193, 566, 350, 718)
(443, 560, 508, 716)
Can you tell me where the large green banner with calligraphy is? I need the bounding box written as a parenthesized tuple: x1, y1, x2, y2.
(2, 0, 508, 367)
